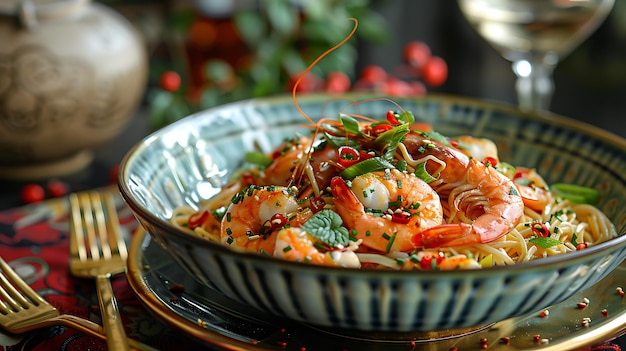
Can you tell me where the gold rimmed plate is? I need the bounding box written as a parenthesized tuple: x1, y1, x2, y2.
(126, 228, 626, 351)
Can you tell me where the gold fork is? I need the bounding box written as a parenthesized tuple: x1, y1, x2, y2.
(69, 190, 131, 351)
(0, 257, 155, 350)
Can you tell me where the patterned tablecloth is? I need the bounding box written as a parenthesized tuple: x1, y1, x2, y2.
(0, 188, 201, 351)
(0, 188, 622, 351)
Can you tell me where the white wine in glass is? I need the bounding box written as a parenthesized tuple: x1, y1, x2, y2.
(458, 0, 614, 111)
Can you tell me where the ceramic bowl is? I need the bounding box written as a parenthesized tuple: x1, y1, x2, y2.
(119, 94, 626, 333)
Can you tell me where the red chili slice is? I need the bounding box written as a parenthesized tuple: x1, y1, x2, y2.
(391, 211, 411, 224)
(359, 151, 374, 161)
(436, 251, 445, 265)
(188, 210, 209, 228)
(269, 213, 288, 231)
(310, 197, 326, 213)
(531, 222, 550, 237)
(482, 156, 498, 167)
(386, 110, 402, 125)
(372, 123, 393, 135)
(419, 254, 433, 270)
(338, 146, 360, 167)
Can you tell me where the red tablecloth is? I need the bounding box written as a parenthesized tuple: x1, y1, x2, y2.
(0, 191, 200, 350)
(0, 191, 622, 351)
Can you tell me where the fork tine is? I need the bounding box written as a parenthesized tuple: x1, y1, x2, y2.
(90, 191, 112, 261)
(0, 257, 52, 315)
(103, 191, 128, 260)
(69, 193, 88, 261)
(0, 258, 30, 312)
(82, 192, 104, 261)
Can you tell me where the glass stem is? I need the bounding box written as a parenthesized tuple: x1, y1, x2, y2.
(512, 54, 557, 111)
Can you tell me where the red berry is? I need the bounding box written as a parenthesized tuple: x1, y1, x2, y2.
(421, 56, 448, 87)
(159, 71, 181, 92)
(408, 81, 427, 96)
(46, 180, 68, 198)
(359, 65, 387, 84)
(325, 71, 351, 94)
(403, 41, 431, 67)
(288, 72, 321, 93)
(109, 164, 119, 184)
(383, 77, 412, 96)
(20, 184, 45, 204)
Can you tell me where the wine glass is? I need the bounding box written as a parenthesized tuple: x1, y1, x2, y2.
(458, 0, 614, 111)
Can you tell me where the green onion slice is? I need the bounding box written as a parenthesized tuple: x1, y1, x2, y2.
(373, 124, 410, 161)
(338, 113, 362, 136)
(529, 236, 562, 249)
(340, 157, 395, 180)
(551, 183, 600, 205)
(324, 132, 360, 149)
(244, 151, 273, 167)
(414, 162, 437, 183)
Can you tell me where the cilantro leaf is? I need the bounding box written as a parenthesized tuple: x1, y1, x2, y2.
(302, 209, 349, 248)
(529, 237, 562, 249)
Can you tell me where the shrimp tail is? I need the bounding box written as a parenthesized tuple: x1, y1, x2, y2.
(412, 223, 477, 248)
(330, 177, 361, 209)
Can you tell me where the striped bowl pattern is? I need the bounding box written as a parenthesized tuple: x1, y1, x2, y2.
(119, 94, 626, 332)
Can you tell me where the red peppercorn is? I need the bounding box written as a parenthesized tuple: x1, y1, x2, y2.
(159, 71, 182, 92)
(20, 184, 45, 204)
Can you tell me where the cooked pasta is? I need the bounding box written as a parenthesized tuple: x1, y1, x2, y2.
(170, 108, 617, 270)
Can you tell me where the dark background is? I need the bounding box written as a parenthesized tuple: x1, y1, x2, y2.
(2, 0, 625, 206)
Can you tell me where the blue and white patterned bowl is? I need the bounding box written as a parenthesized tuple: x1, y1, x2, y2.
(119, 94, 626, 332)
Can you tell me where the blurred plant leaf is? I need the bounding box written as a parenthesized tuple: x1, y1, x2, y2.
(350, 10, 389, 42)
(265, 0, 299, 37)
(234, 10, 266, 46)
(204, 60, 234, 84)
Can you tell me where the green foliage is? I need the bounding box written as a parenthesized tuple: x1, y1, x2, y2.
(149, 0, 388, 130)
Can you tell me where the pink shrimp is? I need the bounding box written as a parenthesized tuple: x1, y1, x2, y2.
(220, 185, 311, 253)
(513, 167, 550, 212)
(261, 136, 339, 194)
(330, 169, 443, 253)
(400, 132, 524, 248)
(273, 227, 361, 268)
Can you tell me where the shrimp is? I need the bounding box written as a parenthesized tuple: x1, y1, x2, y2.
(400, 132, 524, 248)
(452, 135, 499, 163)
(513, 167, 550, 212)
(330, 169, 443, 253)
(220, 185, 311, 253)
(273, 227, 361, 268)
(261, 135, 339, 195)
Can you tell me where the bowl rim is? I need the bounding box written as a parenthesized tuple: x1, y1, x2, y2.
(118, 93, 626, 276)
